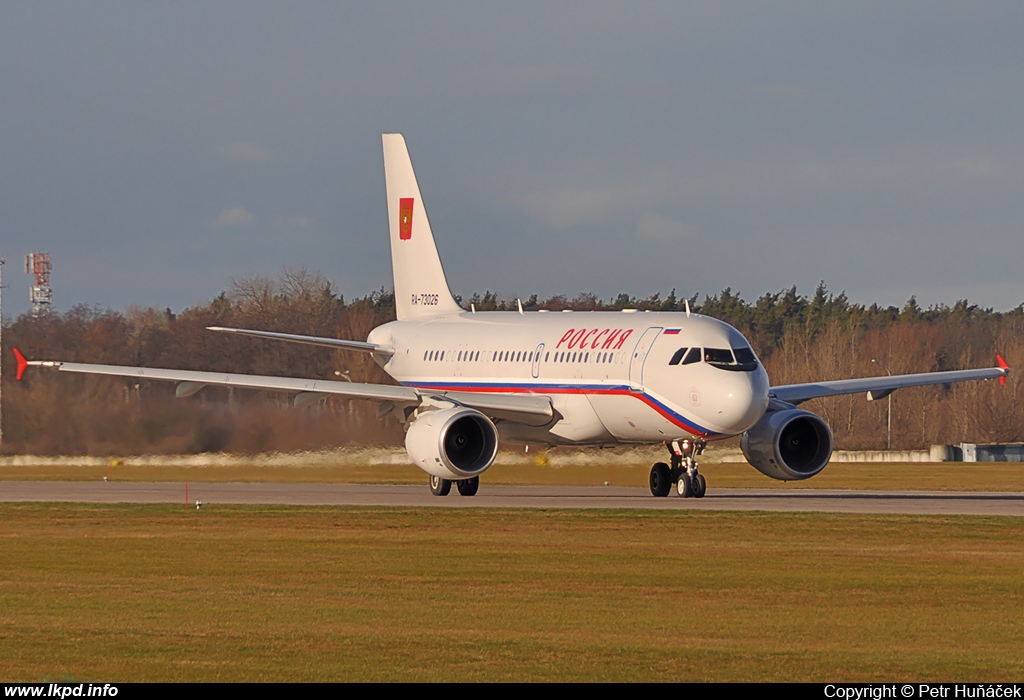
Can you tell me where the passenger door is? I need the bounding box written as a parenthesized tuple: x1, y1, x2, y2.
(628, 327, 662, 390)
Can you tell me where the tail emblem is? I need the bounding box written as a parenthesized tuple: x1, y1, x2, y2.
(399, 197, 414, 240)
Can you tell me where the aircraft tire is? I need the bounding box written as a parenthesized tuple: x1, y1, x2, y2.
(693, 474, 707, 499)
(457, 476, 480, 497)
(649, 462, 671, 497)
(676, 474, 692, 498)
(430, 475, 452, 496)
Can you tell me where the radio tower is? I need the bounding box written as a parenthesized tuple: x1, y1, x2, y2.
(0, 256, 5, 447)
(26, 252, 53, 316)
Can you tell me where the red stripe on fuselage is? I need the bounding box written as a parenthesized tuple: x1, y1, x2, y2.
(408, 382, 719, 438)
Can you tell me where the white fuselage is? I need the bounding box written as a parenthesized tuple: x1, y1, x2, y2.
(368, 309, 771, 446)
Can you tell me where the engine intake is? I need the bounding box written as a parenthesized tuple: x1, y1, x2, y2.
(405, 407, 499, 479)
(740, 408, 833, 481)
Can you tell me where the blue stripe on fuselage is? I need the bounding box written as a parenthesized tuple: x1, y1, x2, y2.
(402, 380, 723, 438)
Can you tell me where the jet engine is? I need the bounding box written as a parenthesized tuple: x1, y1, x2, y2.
(405, 407, 499, 480)
(740, 408, 834, 481)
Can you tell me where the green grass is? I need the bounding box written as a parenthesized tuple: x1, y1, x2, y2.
(1, 504, 1022, 681)
(3, 460, 1024, 492)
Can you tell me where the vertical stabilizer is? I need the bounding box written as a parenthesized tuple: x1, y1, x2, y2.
(383, 134, 463, 320)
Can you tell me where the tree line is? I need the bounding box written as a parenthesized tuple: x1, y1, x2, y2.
(4, 270, 1022, 455)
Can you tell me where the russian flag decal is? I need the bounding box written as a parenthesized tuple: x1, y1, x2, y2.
(663, 328, 681, 335)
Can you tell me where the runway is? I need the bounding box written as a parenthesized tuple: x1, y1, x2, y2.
(2, 481, 1024, 516)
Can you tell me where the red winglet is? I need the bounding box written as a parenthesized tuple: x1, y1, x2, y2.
(12, 347, 28, 381)
(996, 354, 1010, 386)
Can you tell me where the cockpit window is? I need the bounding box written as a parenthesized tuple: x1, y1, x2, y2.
(672, 346, 756, 370)
(704, 346, 759, 372)
(733, 347, 757, 367)
(704, 348, 733, 364)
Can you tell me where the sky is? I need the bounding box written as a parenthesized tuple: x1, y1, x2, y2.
(2, 2, 1023, 319)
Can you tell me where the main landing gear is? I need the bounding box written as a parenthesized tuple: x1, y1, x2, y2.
(429, 474, 479, 497)
(649, 439, 707, 498)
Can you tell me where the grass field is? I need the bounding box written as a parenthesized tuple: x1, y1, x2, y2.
(3, 458, 1024, 492)
(1, 503, 1023, 682)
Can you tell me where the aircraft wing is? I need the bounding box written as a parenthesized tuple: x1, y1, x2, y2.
(771, 359, 1010, 405)
(15, 351, 554, 426)
(206, 326, 394, 356)
(22, 358, 421, 403)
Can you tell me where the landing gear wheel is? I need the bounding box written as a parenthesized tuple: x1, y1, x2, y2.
(692, 473, 706, 499)
(457, 476, 480, 496)
(429, 475, 451, 496)
(676, 474, 692, 498)
(649, 462, 671, 497)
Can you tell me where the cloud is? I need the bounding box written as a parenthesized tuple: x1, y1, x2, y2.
(214, 141, 271, 163)
(511, 181, 668, 229)
(508, 154, 1021, 230)
(273, 216, 314, 228)
(635, 213, 698, 242)
(214, 206, 256, 227)
(487, 65, 617, 97)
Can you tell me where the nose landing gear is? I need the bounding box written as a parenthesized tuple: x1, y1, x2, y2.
(649, 439, 707, 498)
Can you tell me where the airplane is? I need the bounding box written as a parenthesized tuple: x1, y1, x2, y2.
(14, 134, 1012, 498)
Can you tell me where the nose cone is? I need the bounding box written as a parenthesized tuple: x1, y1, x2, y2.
(708, 368, 769, 435)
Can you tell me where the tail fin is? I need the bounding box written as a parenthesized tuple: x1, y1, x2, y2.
(383, 134, 463, 320)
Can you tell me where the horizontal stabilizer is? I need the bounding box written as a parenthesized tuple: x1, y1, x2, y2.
(207, 326, 393, 356)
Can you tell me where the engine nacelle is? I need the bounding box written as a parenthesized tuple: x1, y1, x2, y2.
(740, 408, 834, 481)
(405, 407, 499, 480)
